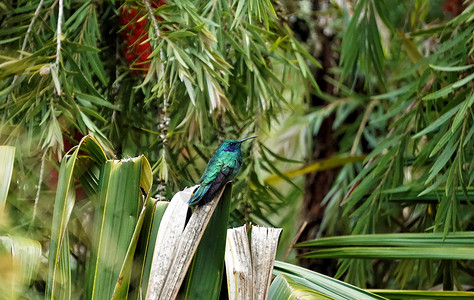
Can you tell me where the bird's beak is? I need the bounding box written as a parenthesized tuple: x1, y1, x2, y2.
(239, 136, 257, 143)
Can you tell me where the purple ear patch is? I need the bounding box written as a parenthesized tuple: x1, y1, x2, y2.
(223, 143, 236, 152)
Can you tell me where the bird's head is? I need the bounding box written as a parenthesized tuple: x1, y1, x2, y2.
(219, 136, 257, 152)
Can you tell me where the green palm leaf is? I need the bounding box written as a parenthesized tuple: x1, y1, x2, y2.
(0, 146, 15, 212)
(47, 135, 107, 300)
(0, 236, 42, 300)
(298, 232, 474, 260)
(88, 155, 151, 300)
(273, 261, 387, 300)
(269, 274, 335, 300)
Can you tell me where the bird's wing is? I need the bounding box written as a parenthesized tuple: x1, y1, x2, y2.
(204, 165, 231, 200)
(188, 160, 232, 205)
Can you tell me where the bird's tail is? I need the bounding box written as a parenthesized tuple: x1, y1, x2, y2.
(188, 184, 210, 205)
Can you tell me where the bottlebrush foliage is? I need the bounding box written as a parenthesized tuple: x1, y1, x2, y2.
(0, 0, 318, 245)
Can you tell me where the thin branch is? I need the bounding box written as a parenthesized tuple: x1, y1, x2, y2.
(282, 220, 307, 262)
(55, 0, 64, 66)
(350, 99, 379, 155)
(33, 150, 48, 222)
(143, 0, 162, 39)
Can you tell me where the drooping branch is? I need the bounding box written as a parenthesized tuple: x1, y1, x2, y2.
(143, 0, 170, 199)
(341, 76, 435, 206)
(9, 0, 46, 99)
(20, 0, 45, 59)
(143, 0, 166, 100)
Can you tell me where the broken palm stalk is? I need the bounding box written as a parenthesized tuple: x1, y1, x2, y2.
(225, 225, 282, 300)
(145, 184, 229, 300)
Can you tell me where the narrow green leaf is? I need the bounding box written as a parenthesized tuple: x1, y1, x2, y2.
(422, 85, 454, 100)
(167, 30, 197, 39)
(453, 72, 474, 88)
(365, 135, 402, 162)
(371, 82, 416, 100)
(303, 247, 474, 260)
(172, 46, 189, 70)
(429, 64, 473, 72)
(412, 103, 461, 139)
(451, 93, 474, 133)
(75, 92, 120, 110)
(297, 232, 474, 248)
(430, 128, 460, 157)
(231, 0, 247, 29)
(88, 53, 108, 86)
(423, 73, 474, 100)
(0, 36, 20, 45)
(426, 138, 457, 183)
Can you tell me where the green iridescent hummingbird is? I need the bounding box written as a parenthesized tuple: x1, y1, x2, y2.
(188, 136, 257, 205)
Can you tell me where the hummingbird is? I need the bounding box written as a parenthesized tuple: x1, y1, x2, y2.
(188, 136, 257, 205)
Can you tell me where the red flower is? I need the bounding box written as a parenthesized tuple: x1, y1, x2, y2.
(119, 1, 166, 74)
(442, 0, 472, 16)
